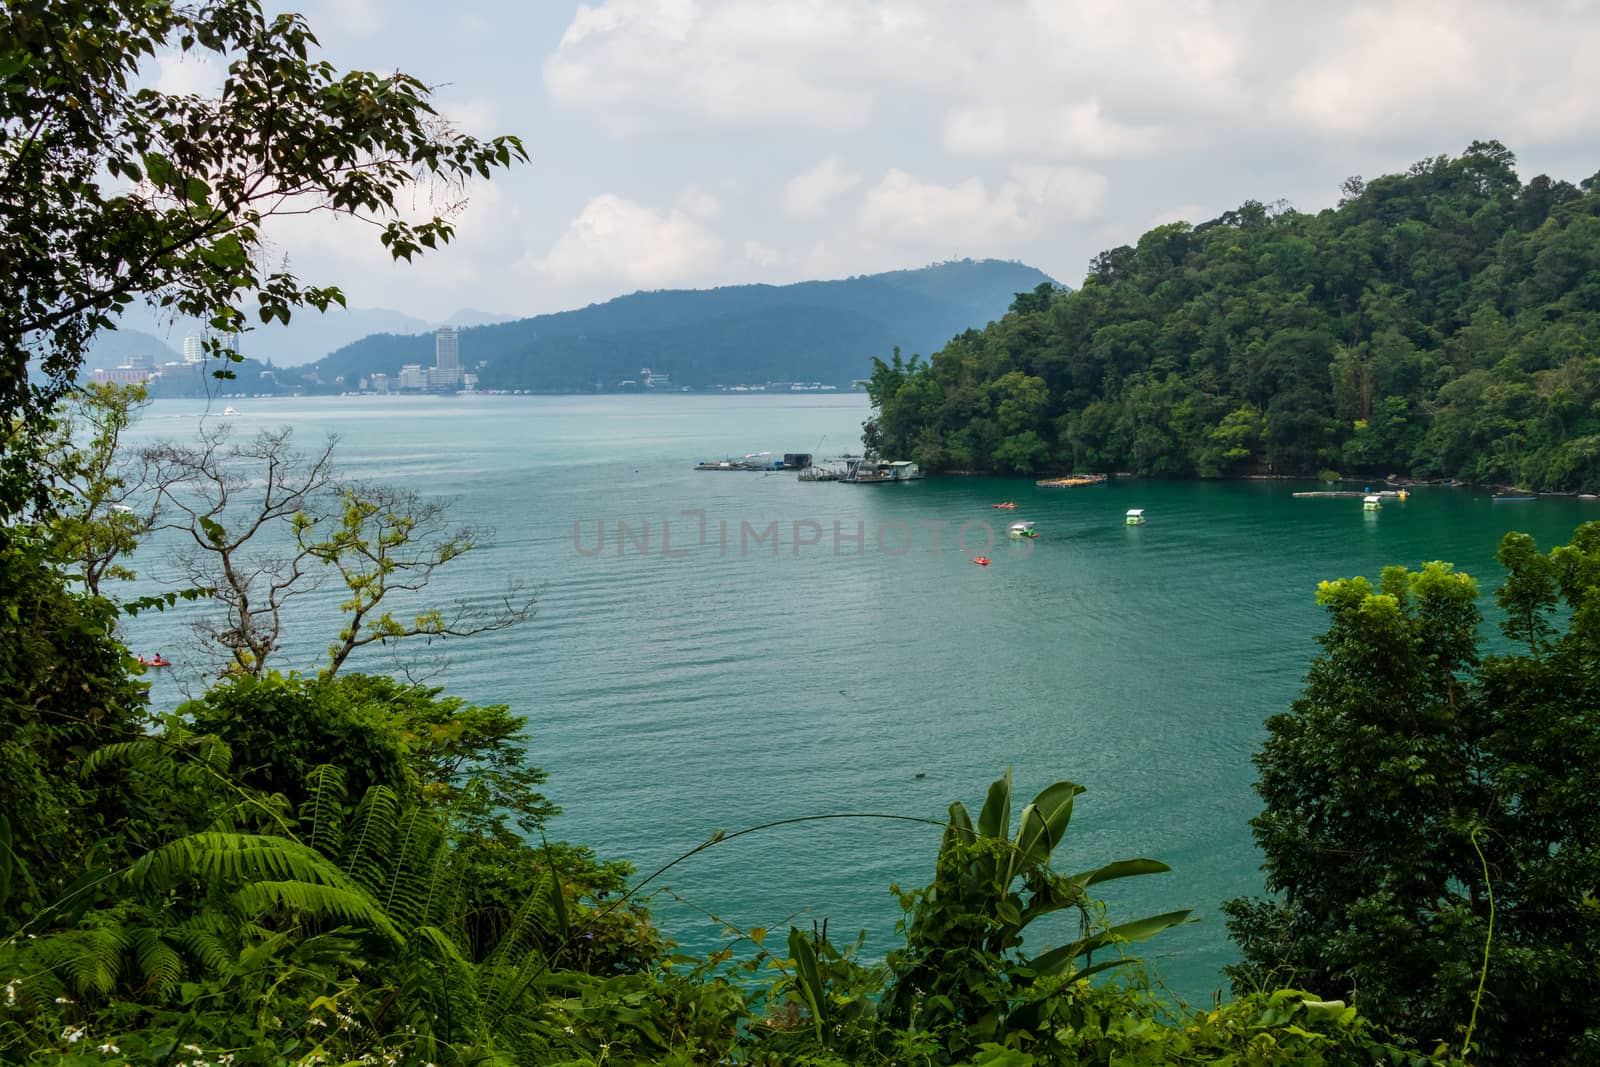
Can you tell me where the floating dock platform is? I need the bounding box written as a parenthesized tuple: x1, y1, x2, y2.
(1036, 473, 1107, 489)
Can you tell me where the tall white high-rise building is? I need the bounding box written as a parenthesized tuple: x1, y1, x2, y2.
(182, 334, 205, 364)
(435, 326, 460, 371)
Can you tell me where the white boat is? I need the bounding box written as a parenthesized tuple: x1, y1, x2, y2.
(1126, 508, 1146, 526)
(1363, 495, 1382, 511)
(222, 405, 239, 416)
(1008, 520, 1037, 539)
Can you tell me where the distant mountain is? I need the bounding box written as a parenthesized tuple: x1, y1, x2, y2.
(84, 327, 181, 369)
(437, 308, 516, 329)
(309, 259, 1059, 391)
(106, 304, 516, 367)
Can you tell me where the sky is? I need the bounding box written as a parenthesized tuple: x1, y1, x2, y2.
(154, 1, 1600, 324)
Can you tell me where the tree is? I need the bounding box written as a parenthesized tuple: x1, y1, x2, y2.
(1, 0, 525, 515)
(30, 382, 158, 594)
(144, 423, 531, 677)
(1228, 536, 1600, 1064)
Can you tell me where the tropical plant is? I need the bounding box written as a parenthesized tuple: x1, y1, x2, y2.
(876, 771, 1191, 1062)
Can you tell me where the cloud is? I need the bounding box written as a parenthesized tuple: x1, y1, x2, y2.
(311, 0, 384, 38)
(545, 0, 883, 131)
(743, 240, 781, 268)
(1149, 203, 1208, 229)
(532, 194, 724, 287)
(783, 157, 863, 218)
(944, 99, 1169, 159)
(151, 52, 221, 97)
(1287, 1, 1600, 142)
(678, 186, 721, 219)
(543, 1, 1238, 149)
(858, 165, 1106, 247)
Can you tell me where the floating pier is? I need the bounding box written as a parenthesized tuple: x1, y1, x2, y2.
(1293, 489, 1409, 499)
(1036, 473, 1107, 489)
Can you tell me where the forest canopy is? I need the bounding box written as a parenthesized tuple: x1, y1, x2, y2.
(864, 141, 1600, 491)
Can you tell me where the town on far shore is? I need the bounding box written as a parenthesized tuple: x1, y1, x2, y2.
(91, 324, 850, 398)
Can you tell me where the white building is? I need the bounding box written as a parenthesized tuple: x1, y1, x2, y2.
(397, 363, 425, 390)
(427, 366, 462, 392)
(435, 326, 460, 371)
(182, 334, 204, 363)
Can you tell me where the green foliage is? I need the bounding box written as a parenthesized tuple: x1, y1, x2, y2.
(1228, 526, 1600, 1064)
(1, 0, 525, 515)
(867, 142, 1600, 487)
(877, 771, 1191, 1063)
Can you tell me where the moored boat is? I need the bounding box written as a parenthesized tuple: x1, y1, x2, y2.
(1008, 520, 1037, 539)
(1125, 508, 1146, 526)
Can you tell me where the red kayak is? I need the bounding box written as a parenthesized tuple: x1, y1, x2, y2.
(972, 557, 991, 566)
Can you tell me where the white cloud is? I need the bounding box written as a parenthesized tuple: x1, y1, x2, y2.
(532, 194, 724, 286)
(1287, 2, 1600, 142)
(1149, 203, 1207, 229)
(312, 0, 384, 38)
(442, 97, 501, 140)
(944, 99, 1169, 159)
(783, 157, 863, 218)
(743, 240, 781, 268)
(678, 186, 722, 218)
(858, 164, 1106, 247)
(152, 52, 221, 97)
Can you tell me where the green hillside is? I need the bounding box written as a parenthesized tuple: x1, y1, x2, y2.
(866, 142, 1600, 491)
(310, 259, 1057, 390)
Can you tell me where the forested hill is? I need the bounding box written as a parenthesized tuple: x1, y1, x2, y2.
(866, 142, 1600, 491)
(310, 259, 1055, 390)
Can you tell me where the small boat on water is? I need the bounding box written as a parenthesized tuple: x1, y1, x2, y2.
(972, 556, 991, 566)
(1363, 495, 1383, 511)
(1125, 508, 1146, 526)
(138, 654, 170, 668)
(992, 501, 1018, 509)
(222, 406, 239, 416)
(1008, 521, 1037, 539)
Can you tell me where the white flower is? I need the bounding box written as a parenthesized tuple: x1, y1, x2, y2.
(184, 1044, 203, 1054)
(54, 996, 72, 1004)
(97, 1044, 120, 1054)
(62, 1024, 86, 1043)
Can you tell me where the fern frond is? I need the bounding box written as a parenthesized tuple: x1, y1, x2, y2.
(383, 807, 444, 929)
(128, 832, 348, 893)
(344, 785, 402, 891)
(132, 929, 183, 999)
(301, 765, 346, 858)
(229, 882, 403, 945)
(80, 739, 169, 776)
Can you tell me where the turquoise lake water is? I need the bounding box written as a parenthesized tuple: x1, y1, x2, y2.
(118, 394, 1600, 1004)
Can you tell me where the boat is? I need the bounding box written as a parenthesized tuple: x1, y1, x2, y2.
(1493, 494, 1536, 502)
(1363, 495, 1383, 511)
(972, 556, 991, 566)
(222, 405, 239, 416)
(1007, 521, 1037, 539)
(797, 465, 839, 482)
(138, 654, 170, 668)
(992, 502, 1018, 509)
(1125, 508, 1146, 526)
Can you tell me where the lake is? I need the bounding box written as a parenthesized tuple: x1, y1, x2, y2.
(118, 393, 1600, 1004)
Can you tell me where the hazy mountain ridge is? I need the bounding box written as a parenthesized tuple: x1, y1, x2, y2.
(310, 259, 1058, 390)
